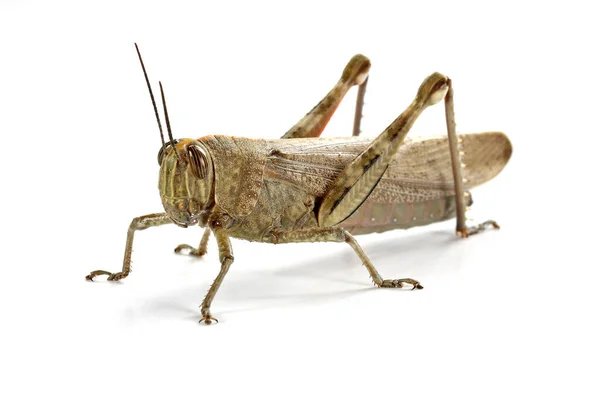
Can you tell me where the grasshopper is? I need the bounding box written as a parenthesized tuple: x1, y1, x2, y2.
(86, 44, 512, 324)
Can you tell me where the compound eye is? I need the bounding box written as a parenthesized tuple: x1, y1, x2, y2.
(187, 145, 208, 179)
(157, 140, 180, 166)
(157, 147, 164, 166)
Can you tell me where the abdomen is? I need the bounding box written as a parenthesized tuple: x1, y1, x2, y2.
(339, 193, 472, 235)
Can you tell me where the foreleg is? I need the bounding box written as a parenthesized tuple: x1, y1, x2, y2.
(85, 213, 173, 281)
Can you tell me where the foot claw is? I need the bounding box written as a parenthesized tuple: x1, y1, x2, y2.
(174, 244, 206, 257)
(85, 271, 127, 281)
(107, 272, 128, 281)
(457, 220, 499, 238)
(380, 278, 423, 290)
(200, 315, 218, 325)
(85, 270, 112, 281)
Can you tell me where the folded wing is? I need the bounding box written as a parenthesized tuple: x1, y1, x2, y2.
(264, 132, 512, 203)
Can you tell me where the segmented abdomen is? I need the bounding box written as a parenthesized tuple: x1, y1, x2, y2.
(340, 193, 471, 235)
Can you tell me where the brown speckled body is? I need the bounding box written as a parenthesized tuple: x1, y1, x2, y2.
(196, 131, 511, 242)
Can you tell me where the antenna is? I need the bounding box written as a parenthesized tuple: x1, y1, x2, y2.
(134, 43, 166, 151)
(159, 81, 182, 161)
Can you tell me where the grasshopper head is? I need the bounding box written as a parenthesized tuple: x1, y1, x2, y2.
(132, 45, 215, 227)
(158, 139, 214, 227)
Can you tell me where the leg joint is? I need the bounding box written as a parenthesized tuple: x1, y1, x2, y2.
(129, 213, 170, 231)
(220, 255, 234, 264)
(342, 229, 353, 243)
(130, 217, 143, 231)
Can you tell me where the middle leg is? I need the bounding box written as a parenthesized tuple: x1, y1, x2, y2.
(174, 227, 211, 257)
(273, 227, 423, 289)
(199, 225, 234, 325)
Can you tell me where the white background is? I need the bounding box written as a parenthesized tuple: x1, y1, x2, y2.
(1, 1, 598, 399)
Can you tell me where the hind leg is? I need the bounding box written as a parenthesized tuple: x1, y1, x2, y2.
(443, 81, 499, 237)
(282, 54, 371, 139)
(352, 76, 368, 137)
